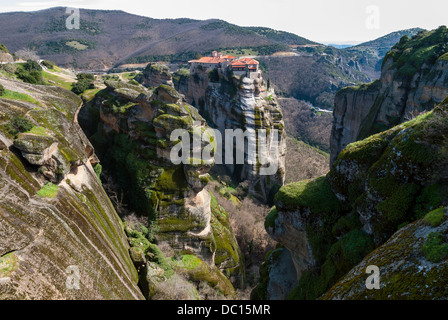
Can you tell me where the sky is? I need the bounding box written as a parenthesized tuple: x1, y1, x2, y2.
(0, 0, 447, 44)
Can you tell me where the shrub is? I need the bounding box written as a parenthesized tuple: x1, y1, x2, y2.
(424, 208, 446, 227)
(23, 59, 42, 72)
(5, 115, 33, 137)
(15, 60, 43, 84)
(0, 43, 8, 53)
(72, 78, 94, 94)
(93, 163, 102, 184)
(41, 60, 55, 69)
(0, 84, 4, 96)
(77, 73, 95, 81)
(17, 69, 42, 84)
(16, 69, 43, 84)
(422, 232, 448, 262)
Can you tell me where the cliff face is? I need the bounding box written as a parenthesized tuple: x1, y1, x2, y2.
(140, 63, 174, 88)
(0, 78, 143, 299)
(262, 98, 448, 300)
(174, 66, 287, 201)
(83, 79, 244, 298)
(322, 206, 448, 300)
(331, 27, 448, 165)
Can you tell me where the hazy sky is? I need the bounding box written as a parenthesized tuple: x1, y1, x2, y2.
(0, 0, 447, 43)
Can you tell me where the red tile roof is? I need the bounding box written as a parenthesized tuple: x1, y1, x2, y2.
(189, 56, 259, 70)
(230, 61, 246, 67)
(239, 57, 259, 65)
(189, 54, 236, 64)
(189, 56, 224, 64)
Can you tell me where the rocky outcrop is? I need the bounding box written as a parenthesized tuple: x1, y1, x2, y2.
(83, 79, 244, 298)
(251, 247, 299, 300)
(330, 81, 380, 165)
(174, 66, 209, 110)
(331, 27, 448, 165)
(141, 63, 174, 88)
(175, 66, 287, 201)
(263, 97, 448, 300)
(0, 78, 143, 299)
(322, 207, 448, 300)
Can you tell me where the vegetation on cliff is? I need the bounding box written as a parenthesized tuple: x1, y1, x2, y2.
(82, 76, 245, 299)
(383, 26, 448, 78)
(322, 207, 448, 300)
(0, 77, 142, 299)
(265, 98, 448, 300)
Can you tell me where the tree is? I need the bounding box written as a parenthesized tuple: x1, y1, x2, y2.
(77, 73, 95, 81)
(72, 78, 94, 94)
(15, 49, 39, 61)
(14, 59, 44, 84)
(0, 84, 5, 96)
(23, 59, 42, 72)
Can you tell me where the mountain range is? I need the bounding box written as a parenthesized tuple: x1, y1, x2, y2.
(0, 7, 315, 69)
(0, 7, 421, 74)
(0, 7, 424, 151)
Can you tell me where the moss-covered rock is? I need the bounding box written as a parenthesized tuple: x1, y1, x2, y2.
(86, 79, 243, 297)
(142, 63, 174, 88)
(209, 192, 245, 288)
(251, 247, 298, 300)
(331, 26, 448, 165)
(181, 66, 287, 202)
(266, 99, 448, 300)
(322, 207, 448, 300)
(0, 78, 143, 300)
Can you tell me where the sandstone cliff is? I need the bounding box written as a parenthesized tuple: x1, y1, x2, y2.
(0, 78, 143, 299)
(172, 65, 287, 201)
(331, 26, 448, 165)
(82, 79, 244, 298)
(322, 206, 448, 300)
(259, 97, 448, 300)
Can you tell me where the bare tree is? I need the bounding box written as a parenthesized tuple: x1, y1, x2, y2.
(404, 109, 424, 122)
(15, 49, 40, 62)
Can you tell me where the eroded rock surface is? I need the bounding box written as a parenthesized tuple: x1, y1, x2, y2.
(0, 78, 143, 299)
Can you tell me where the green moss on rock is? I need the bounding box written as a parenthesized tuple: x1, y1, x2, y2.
(422, 232, 448, 263)
(424, 207, 446, 227)
(275, 176, 342, 213)
(37, 182, 59, 199)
